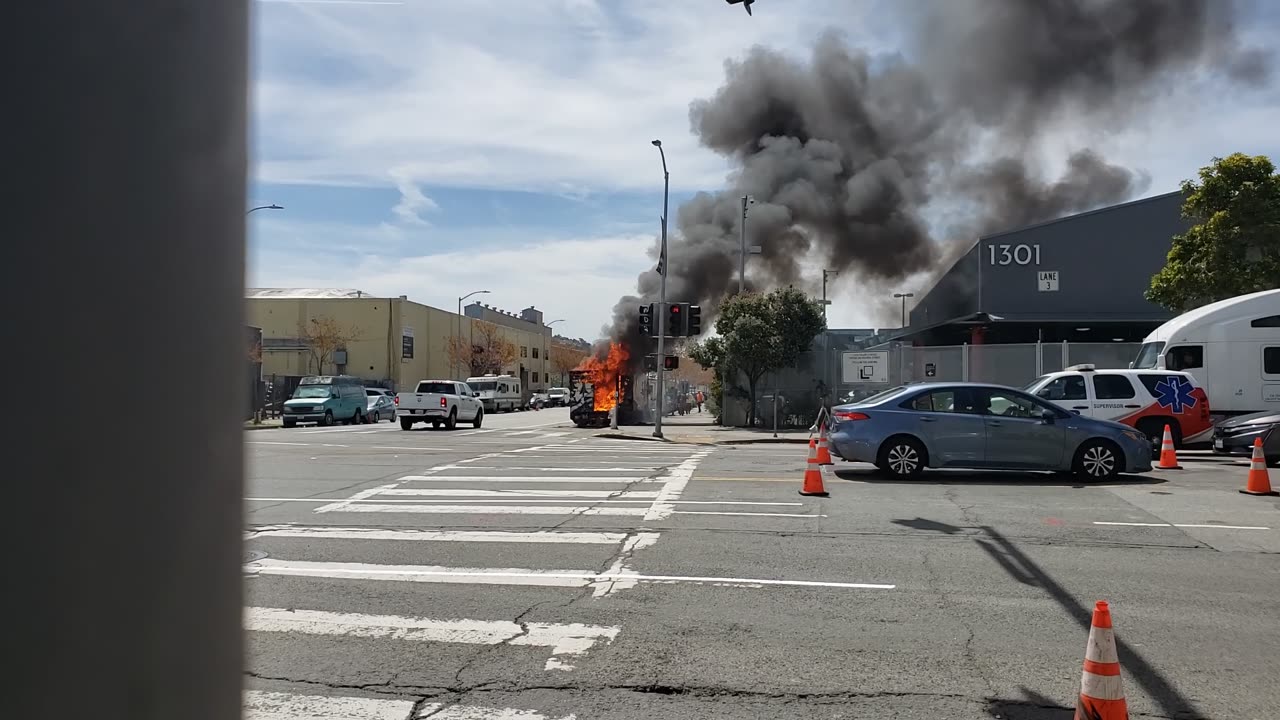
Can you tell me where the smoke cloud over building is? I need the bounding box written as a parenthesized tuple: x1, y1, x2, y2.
(600, 0, 1268, 362)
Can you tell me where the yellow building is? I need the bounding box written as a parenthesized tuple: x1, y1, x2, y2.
(247, 289, 574, 393)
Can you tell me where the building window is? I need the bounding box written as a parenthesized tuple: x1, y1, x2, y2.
(532, 347, 539, 359)
(521, 346, 528, 358)
(532, 372, 539, 383)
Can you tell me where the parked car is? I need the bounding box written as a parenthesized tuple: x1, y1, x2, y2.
(547, 387, 569, 406)
(828, 382, 1153, 480)
(1212, 410, 1280, 466)
(1023, 364, 1212, 450)
(527, 392, 549, 410)
(364, 388, 396, 423)
(396, 380, 484, 430)
(282, 375, 368, 427)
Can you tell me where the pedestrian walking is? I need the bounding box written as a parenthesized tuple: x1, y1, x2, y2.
(695, 390, 704, 413)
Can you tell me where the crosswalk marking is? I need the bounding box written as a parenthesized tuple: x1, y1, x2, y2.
(246, 564, 895, 593)
(244, 691, 576, 720)
(399, 475, 651, 482)
(375, 488, 661, 499)
(246, 527, 636, 544)
(246, 607, 619, 671)
(320, 503, 649, 515)
(244, 690, 413, 720)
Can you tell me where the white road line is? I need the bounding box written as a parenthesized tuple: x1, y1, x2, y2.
(375, 488, 661, 499)
(399, 475, 654, 483)
(244, 692, 573, 720)
(444, 466, 663, 472)
(246, 526, 635, 544)
(318, 503, 649, 515)
(245, 606, 618, 671)
(673, 510, 826, 518)
(1093, 521, 1271, 531)
(645, 450, 712, 520)
(399, 476, 660, 481)
(422, 703, 573, 720)
(245, 563, 894, 592)
(669, 500, 803, 506)
(244, 690, 413, 720)
(310, 483, 402, 514)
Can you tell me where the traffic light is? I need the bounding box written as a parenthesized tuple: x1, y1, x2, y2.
(638, 303, 653, 336)
(667, 302, 684, 337)
(663, 355, 679, 370)
(643, 354, 657, 372)
(687, 305, 702, 335)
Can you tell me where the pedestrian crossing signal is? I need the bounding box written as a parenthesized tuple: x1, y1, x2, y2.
(663, 356, 679, 370)
(638, 303, 654, 336)
(667, 303, 685, 337)
(688, 305, 702, 335)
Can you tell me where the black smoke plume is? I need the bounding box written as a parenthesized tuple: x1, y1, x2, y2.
(600, 0, 1268, 364)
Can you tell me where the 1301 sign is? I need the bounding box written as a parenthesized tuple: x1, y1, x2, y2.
(987, 243, 1042, 266)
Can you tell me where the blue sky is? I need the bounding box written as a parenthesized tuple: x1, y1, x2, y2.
(248, 0, 1280, 340)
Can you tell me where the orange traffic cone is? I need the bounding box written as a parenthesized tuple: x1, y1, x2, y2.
(799, 440, 829, 497)
(1239, 437, 1278, 496)
(815, 421, 834, 466)
(1075, 600, 1128, 720)
(1154, 425, 1181, 469)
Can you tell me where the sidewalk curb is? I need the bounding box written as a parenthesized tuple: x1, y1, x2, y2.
(244, 423, 282, 431)
(593, 432, 809, 446)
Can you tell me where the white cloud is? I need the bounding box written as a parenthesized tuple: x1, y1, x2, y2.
(388, 167, 438, 225)
(249, 220, 657, 340)
(252, 0, 864, 193)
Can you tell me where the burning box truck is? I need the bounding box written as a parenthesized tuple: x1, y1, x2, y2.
(569, 342, 641, 427)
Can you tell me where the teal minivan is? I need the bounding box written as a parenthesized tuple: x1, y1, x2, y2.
(282, 375, 368, 427)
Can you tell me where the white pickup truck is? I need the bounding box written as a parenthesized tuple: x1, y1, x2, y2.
(396, 380, 484, 430)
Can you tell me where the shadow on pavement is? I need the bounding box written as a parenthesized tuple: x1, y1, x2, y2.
(985, 686, 1073, 719)
(833, 466, 1166, 487)
(903, 518, 1203, 719)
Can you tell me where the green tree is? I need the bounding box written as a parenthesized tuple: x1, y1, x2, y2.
(1147, 153, 1280, 311)
(688, 287, 826, 426)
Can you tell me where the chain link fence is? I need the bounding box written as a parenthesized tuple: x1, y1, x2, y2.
(721, 339, 1143, 428)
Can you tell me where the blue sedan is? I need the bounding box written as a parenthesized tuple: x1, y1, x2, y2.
(828, 383, 1152, 480)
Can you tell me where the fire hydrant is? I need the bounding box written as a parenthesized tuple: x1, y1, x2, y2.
(610, 391, 619, 430)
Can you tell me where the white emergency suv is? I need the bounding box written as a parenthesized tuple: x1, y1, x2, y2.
(1024, 364, 1212, 449)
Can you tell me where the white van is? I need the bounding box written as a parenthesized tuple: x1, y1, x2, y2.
(1131, 289, 1280, 419)
(466, 374, 522, 413)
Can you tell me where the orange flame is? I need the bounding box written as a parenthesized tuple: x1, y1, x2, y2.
(575, 342, 630, 411)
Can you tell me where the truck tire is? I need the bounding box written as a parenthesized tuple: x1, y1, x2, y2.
(445, 408, 457, 430)
(399, 418, 414, 430)
(473, 408, 484, 428)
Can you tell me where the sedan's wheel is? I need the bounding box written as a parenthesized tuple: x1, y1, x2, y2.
(1074, 440, 1122, 481)
(877, 437, 925, 478)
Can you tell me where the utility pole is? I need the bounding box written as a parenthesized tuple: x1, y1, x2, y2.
(652, 140, 669, 439)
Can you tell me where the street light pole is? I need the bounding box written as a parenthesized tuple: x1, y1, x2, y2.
(544, 319, 564, 390)
(738, 195, 755, 293)
(893, 292, 914, 329)
(245, 204, 283, 215)
(652, 139, 669, 440)
(457, 290, 491, 380)
(821, 269, 837, 406)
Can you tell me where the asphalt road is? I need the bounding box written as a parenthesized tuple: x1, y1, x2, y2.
(245, 408, 1280, 719)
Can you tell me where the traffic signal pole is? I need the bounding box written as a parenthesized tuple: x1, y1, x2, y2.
(653, 144, 669, 439)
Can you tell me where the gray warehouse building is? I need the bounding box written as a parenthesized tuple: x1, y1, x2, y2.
(906, 191, 1188, 346)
